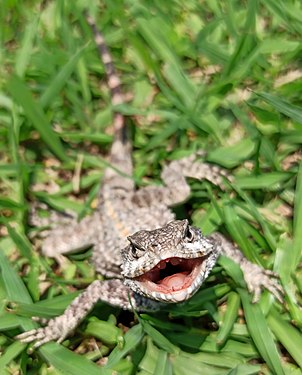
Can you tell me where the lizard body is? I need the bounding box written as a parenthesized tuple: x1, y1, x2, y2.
(16, 15, 283, 348)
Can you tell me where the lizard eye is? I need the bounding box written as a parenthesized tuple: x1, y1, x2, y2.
(130, 243, 145, 258)
(184, 226, 195, 242)
(127, 234, 147, 258)
(131, 244, 138, 257)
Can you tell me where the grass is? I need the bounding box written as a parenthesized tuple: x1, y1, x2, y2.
(1, 0, 302, 373)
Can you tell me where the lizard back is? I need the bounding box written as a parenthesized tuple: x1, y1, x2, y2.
(86, 16, 175, 276)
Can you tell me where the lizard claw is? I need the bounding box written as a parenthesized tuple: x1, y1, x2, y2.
(243, 264, 284, 303)
(16, 315, 75, 348)
(16, 328, 54, 348)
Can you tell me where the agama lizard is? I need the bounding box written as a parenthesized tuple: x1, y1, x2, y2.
(16, 15, 283, 348)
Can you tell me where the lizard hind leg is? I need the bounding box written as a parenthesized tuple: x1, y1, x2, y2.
(133, 153, 231, 208)
(40, 212, 101, 258)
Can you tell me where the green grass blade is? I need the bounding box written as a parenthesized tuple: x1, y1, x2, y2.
(106, 324, 144, 368)
(268, 307, 302, 368)
(7, 76, 68, 161)
(216, 291, 240, 346)
(264, 0, 302, 34)
(0, 341, 26, 371)
(173, 351, 238, 375)
(236, 172, 292, 190)
(238, 290, 285, 375)
(0, 314, 21, 330)
(0, 250, 32, 304)
(154, 350, 172, 375)
(223, 0, 258, 77)
(0, 198, 23, 210)
(255, 92, 302, 124)
(207, 138, 255, 168)
(136, 17, 196, 108)
(292, 161, 302, 271)
(40, 45, 88, 109)
(39, 343, 109, 375)
(15, 16, 38, 78)
(84, 318, 122, 345)
(140, 318, 179, 355)
(6, 224, 32, 260)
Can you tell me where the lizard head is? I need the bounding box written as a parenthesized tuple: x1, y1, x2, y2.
(121, 220, 219, 303)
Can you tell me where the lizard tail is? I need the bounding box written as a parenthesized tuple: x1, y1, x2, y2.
(86, 14, 126, 144)
(86, 13, 134, 191)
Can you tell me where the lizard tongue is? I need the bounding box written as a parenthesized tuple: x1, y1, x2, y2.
(160, 272, 189, 290)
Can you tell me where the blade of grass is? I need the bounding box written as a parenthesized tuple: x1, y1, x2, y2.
(106, 324, 144, 368)
(140, 318, 179, 355)
(236, 172, 292, 190)
(173, 352, 237, 375)
(0, 198, 23, 210)
(292, 161, 302, 271)
(0, 341, 27, 371)
(137, 338, 156, 373)
(6, 224, 32, 260)
(175, 350, 245, 370)
(223, 204, 260, 264)
(264, 0, 302, 34)
(39, 343, 110, 375)
(223, 0, 258, 77)
(9, 108, 26, 225)
(84, 318, 122, 345)
(216, 291, 240, 346)
(40, 44, 88, 109)
(267, 307, 302, 368)
(154, 350, 172, 375)
(0, 250, 37, 338)
(0, 250, 32, 304)
(136, 17, 196, 108)
(15, 16, 38, 78)
(229, 187, 277, 250)
(255, 92, 302, 125)
(238, 289, 285, 375)
(207, 138, 255, 168)
(7, 76, 68, 161)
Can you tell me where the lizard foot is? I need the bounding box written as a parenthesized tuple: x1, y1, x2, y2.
(16, 315, 77, 348)
(243, 263, 284, 303)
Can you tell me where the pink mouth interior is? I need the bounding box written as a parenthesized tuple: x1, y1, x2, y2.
(136, 257, 203, 293)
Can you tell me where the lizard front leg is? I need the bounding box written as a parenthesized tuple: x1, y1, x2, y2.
(16, 279, 134, 348)
(210, 232, 283, 303)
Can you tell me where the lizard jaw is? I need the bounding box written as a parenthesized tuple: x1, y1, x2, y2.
(132, 255, 213, 303)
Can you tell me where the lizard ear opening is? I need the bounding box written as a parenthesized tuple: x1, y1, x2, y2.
(184, 226, 195, 242)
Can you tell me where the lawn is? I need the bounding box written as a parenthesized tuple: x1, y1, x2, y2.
(1, 0, 302, 374)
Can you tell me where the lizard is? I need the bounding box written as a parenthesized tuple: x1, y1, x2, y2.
(16, 14, 283, 349)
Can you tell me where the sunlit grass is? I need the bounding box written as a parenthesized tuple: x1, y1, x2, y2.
(1, 1, 302, 373)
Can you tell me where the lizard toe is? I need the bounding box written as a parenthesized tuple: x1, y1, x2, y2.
(244, 265, 284, 303)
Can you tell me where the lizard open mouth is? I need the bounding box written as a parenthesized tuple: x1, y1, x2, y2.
(135, 256, 205, 302)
